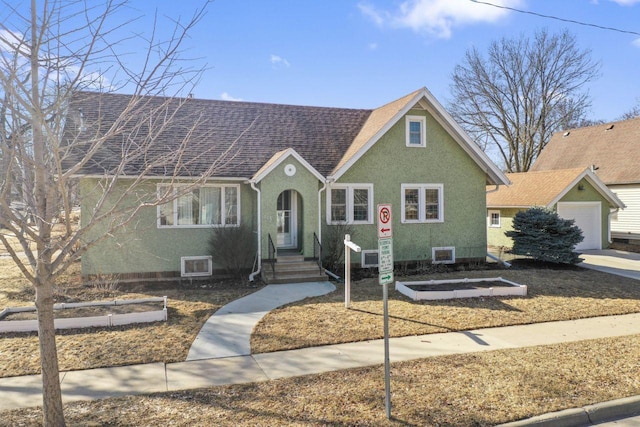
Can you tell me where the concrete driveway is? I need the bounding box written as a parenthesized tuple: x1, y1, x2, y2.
(579, 249, 640, 280)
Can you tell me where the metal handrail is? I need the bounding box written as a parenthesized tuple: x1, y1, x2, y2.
(267, 234, 276, 277)
(313, 232, 323, 273)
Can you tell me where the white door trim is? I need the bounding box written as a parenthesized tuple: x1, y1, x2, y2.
(277, 190, 298, 249)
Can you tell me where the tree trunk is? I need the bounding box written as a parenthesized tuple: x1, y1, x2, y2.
(35, 281, 65, 426)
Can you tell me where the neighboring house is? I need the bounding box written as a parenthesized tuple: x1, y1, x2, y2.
(65, 88, 508, 282)
(487, 168, 625, 251)
(530, 117, 640, 243)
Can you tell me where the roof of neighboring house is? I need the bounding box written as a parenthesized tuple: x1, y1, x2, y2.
(487, 168, 625, 209)
(530, 117, 640, 185)
(63, 89, 508, 185)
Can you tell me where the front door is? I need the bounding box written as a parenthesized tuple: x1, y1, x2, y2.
(277, 190, 297, 249)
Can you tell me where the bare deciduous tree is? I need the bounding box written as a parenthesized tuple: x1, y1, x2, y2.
(619, 98, 640, 120)
(449, 29, 600, 172)
(0, 1, 228, 425)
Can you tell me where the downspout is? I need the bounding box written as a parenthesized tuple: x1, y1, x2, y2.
(486, 184, 500, 194)
(317, 179, 329, 243)
(320, 177, 340, 279)
(249, 180, 261, 282)
(608, 208, 620, 244)
(486, 183, 508, 266)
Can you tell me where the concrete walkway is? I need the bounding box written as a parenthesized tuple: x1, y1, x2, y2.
(187, 282, 336, 360)
(580, 249, 640, 280)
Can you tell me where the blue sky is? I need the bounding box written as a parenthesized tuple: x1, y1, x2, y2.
(167, 0, 639, 122)
(7, 0, 640, 123)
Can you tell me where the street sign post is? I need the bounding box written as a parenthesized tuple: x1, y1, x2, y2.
(377, 204, 393, 419)
(378, 238, 394, 285)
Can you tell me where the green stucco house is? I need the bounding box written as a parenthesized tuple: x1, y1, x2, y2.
(66, 88, 509, 283)
(487, 168, 625, 251)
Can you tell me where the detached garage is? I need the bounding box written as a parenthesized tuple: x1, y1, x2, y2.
(487, 168, 625, 251)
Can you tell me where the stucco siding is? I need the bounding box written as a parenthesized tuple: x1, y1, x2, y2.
(257, 156, 321, 258)
(327, 109, 488, 263)
(80, 178, 255, 276)
(487, 208, 519, 249)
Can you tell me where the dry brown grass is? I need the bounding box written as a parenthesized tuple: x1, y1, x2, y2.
(252, 265, 640, 353)
(0, 256, 262, 378)
(1, 334, 639, 426)
(1, 249, 640, 425)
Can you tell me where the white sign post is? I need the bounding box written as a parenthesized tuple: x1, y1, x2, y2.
(377, 204, 393, 419)
(344, 234, 361, 309)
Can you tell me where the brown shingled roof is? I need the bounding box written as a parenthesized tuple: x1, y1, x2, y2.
(62, 91, 372, 178)
(63, 89, 509, 186)
(487, 168, 624, 209)
(530, 117, 640, 185)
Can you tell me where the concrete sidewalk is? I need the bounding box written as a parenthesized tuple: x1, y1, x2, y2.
(1, 312, 640, 415)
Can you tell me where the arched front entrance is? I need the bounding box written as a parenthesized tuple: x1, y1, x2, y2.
(276, 190, 301, 250)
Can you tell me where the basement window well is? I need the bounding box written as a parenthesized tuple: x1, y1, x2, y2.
(432, 247, 455, 264)
(181, 256, 212, 277)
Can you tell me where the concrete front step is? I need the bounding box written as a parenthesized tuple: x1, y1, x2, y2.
(266, 274, 329, 285)
(263, 257, 328, 284)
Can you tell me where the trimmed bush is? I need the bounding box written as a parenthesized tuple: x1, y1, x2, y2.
(208, 225, 256, 279)
(505, 207, 584, 264)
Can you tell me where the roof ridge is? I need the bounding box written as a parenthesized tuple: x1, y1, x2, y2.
(506, 167, 586, 176)
(557, 115, 640, 134)
(73, 90, 373, 113)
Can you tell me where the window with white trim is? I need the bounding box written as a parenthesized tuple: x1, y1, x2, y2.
(327, 184, 373, 224)
(432, 247, 455, 264)
(489, 210, 501, 228)
(361, 250, 379, 268)
(405, 115, 426, 147)
(158, 184, 239, 228)
(401, 184, 443, 223)
(181, 256, 212, 277)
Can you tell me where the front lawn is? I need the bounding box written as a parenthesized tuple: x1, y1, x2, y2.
(252, 263, 640, 353)
(1, 258, 640, 425)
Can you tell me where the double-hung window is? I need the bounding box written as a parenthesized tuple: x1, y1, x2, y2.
(489, 210, 501, 228)
(401, 184, 443, 223)
(405, 115, 426, 147)
(328, 184, 373, 224)
(158, 184, 239, 228)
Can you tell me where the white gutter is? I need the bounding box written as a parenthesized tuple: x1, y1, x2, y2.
(608, 208, 620, 244)
(248, 180, 262, 282)
(317, 179, 329, 242)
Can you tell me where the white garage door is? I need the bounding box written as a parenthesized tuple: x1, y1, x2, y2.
(557, 202, 602, 251)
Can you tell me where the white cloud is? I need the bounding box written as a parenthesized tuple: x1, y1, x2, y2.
(359, 0, 525, 39)
(270, 54, 290, 68)
(358, 3, 387, 26)
(220, 92, 243, 102)
(633, 38, 640, 47)
(0, 29, 28, 54)
(368, 42, 379, 50)
(609, 0, 640, 5)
